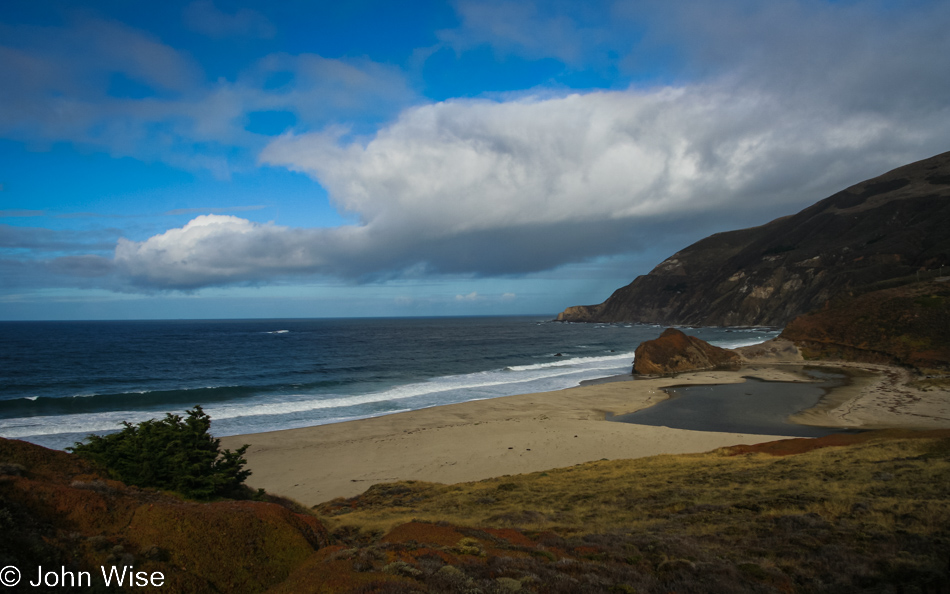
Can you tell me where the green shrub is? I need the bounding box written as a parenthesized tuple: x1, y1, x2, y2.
(69, 406, 250, 500)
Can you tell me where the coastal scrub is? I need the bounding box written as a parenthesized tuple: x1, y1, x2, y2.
(69, 406, 250, 500)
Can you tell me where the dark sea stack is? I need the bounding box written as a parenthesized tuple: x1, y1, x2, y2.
(633, 328, 741, 376)
(780, 280, 950, 371)
(558, 151, 950, 327)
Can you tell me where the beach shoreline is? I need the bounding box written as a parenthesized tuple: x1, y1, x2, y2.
(222, 352, 949, 505)
(736, 339, 950, 429)
(220, 365, 834, 505)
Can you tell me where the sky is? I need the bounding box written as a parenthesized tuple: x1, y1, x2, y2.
(1, 0, 949, 320)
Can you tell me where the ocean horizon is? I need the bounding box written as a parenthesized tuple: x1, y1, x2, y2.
(0, 316, 779, 450)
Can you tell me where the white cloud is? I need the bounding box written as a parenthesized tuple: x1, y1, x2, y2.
(10, 0, 950, 294)
(442, 0, 950, 109)
(113, 75, 950, 290)
(455, 291, 481, 301)
(114, 215, 329, 288)
(0, 19, 415, 176)
(263, 83, 948, 231)
(243, 0, 950, 289)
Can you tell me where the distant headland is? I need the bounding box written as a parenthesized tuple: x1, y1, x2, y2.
(557, 150, 950, 328)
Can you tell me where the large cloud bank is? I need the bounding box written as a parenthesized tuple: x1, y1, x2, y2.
(115, 81, 950, 289)
(7, 0, 950, 292)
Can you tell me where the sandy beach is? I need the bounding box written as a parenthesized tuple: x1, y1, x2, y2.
(738, 339, 950, 429)
(222, 347, 950, 506)
(222, 366, 816, 505)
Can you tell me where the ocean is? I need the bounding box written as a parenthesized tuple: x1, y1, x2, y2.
(0, 317, 779, 450)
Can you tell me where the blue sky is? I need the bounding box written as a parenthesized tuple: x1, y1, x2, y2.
(2, 0, 949, 320)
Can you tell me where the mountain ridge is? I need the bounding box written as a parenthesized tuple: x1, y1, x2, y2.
(557, 151, 950, 327)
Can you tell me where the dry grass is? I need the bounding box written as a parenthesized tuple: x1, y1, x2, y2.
(310, 432, 950, 592)
(318, 434, 950, 537)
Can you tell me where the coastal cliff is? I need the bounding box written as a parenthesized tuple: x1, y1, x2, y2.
(558, 151, 950, 327)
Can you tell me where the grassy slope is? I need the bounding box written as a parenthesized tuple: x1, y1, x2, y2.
(310, 431, 950, 593)
(3, 432, 948, 592)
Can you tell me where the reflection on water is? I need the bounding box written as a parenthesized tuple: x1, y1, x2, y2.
(607, 368, 855, 437)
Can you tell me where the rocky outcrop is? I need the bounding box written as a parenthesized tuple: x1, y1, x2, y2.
(632, 328, 741, 375)
(558, 151, 950, 327)
(555, 305, 601, 323)
(780, 280, 950, 371)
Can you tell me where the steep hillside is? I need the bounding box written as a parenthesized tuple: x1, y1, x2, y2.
(558, 151, 950, 326)
(0, 438, 329, 593)
(781, 280, 950, 371)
